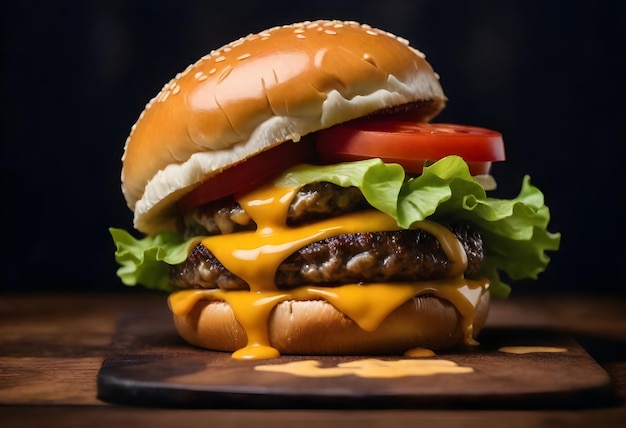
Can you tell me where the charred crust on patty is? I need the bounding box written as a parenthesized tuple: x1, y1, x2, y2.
(173, 182, 484, 291)
(170, 223, 484, 291)
(182, 182, 368, 237)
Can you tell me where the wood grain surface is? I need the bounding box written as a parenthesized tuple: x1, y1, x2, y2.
(96, 306, 614, 409)
(1, 291, 625, 427)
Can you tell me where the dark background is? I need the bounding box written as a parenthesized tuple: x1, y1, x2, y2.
(2, 1, 625, 295)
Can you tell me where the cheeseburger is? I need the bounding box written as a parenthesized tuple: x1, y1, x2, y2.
(111, 20, 560, 360)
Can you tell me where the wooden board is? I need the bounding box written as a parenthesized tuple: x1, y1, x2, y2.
(96, 306, 614, 409)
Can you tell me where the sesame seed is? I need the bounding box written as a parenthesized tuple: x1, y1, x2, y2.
(325, 29, 337, 35)
(208, 68, 217, 75)
(397, 36, 410, 46)
(180, 64, 193, 77)
(366, 30, 378, 36)
(172, 84, 180, 95)
(215, 56, 226, 63)
(296, 34, 306, 39)
(218, 65, 232, 83)
(412, 47, 426, 59)
(194, 71, 203, 79)
(363, 53, 377, 67)
(198, 75, 208, 81)
(294, 28, 305, 33)
(237, 53, 251, 60)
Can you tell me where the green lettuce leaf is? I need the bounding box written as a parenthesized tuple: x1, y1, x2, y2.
(110, 156, 560, 298)
(109, 228, 197, 292)
(279, 159, 405, 218)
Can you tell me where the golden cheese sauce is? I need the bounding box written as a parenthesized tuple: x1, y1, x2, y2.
(498, 346, 568, 354)
(403, 347, 436, 358)
(168, 181, 488, 360)
(254, 358, 473, 378)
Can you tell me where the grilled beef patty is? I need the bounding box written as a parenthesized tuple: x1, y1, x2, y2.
(171, 182, 484, 291)
(170, 224, 484, 291)
(182, 182, 368, 238)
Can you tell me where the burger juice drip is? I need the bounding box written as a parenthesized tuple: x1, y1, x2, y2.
(168, 182, 488, 360)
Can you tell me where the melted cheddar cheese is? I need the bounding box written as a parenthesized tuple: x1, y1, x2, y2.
(168, 181, 489, 360)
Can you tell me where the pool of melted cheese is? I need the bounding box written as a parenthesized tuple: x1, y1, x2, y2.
(168, 181, 488, 360)
(254, 358, 474, 378)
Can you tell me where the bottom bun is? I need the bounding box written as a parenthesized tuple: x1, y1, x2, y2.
(172, 291, 490, 356)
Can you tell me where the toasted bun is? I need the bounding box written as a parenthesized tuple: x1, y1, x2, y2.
(172, 292, 490, 355)
(121, 20, 446, 235)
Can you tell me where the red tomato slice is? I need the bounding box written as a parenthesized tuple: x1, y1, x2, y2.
(316, 121, 505, 175)
(178, 137, 316, 212)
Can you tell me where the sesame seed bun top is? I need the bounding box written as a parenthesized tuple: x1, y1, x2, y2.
(121, 20, 446, 234)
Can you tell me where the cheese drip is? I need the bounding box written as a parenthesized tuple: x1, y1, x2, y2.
(169, 181, 488, 359)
